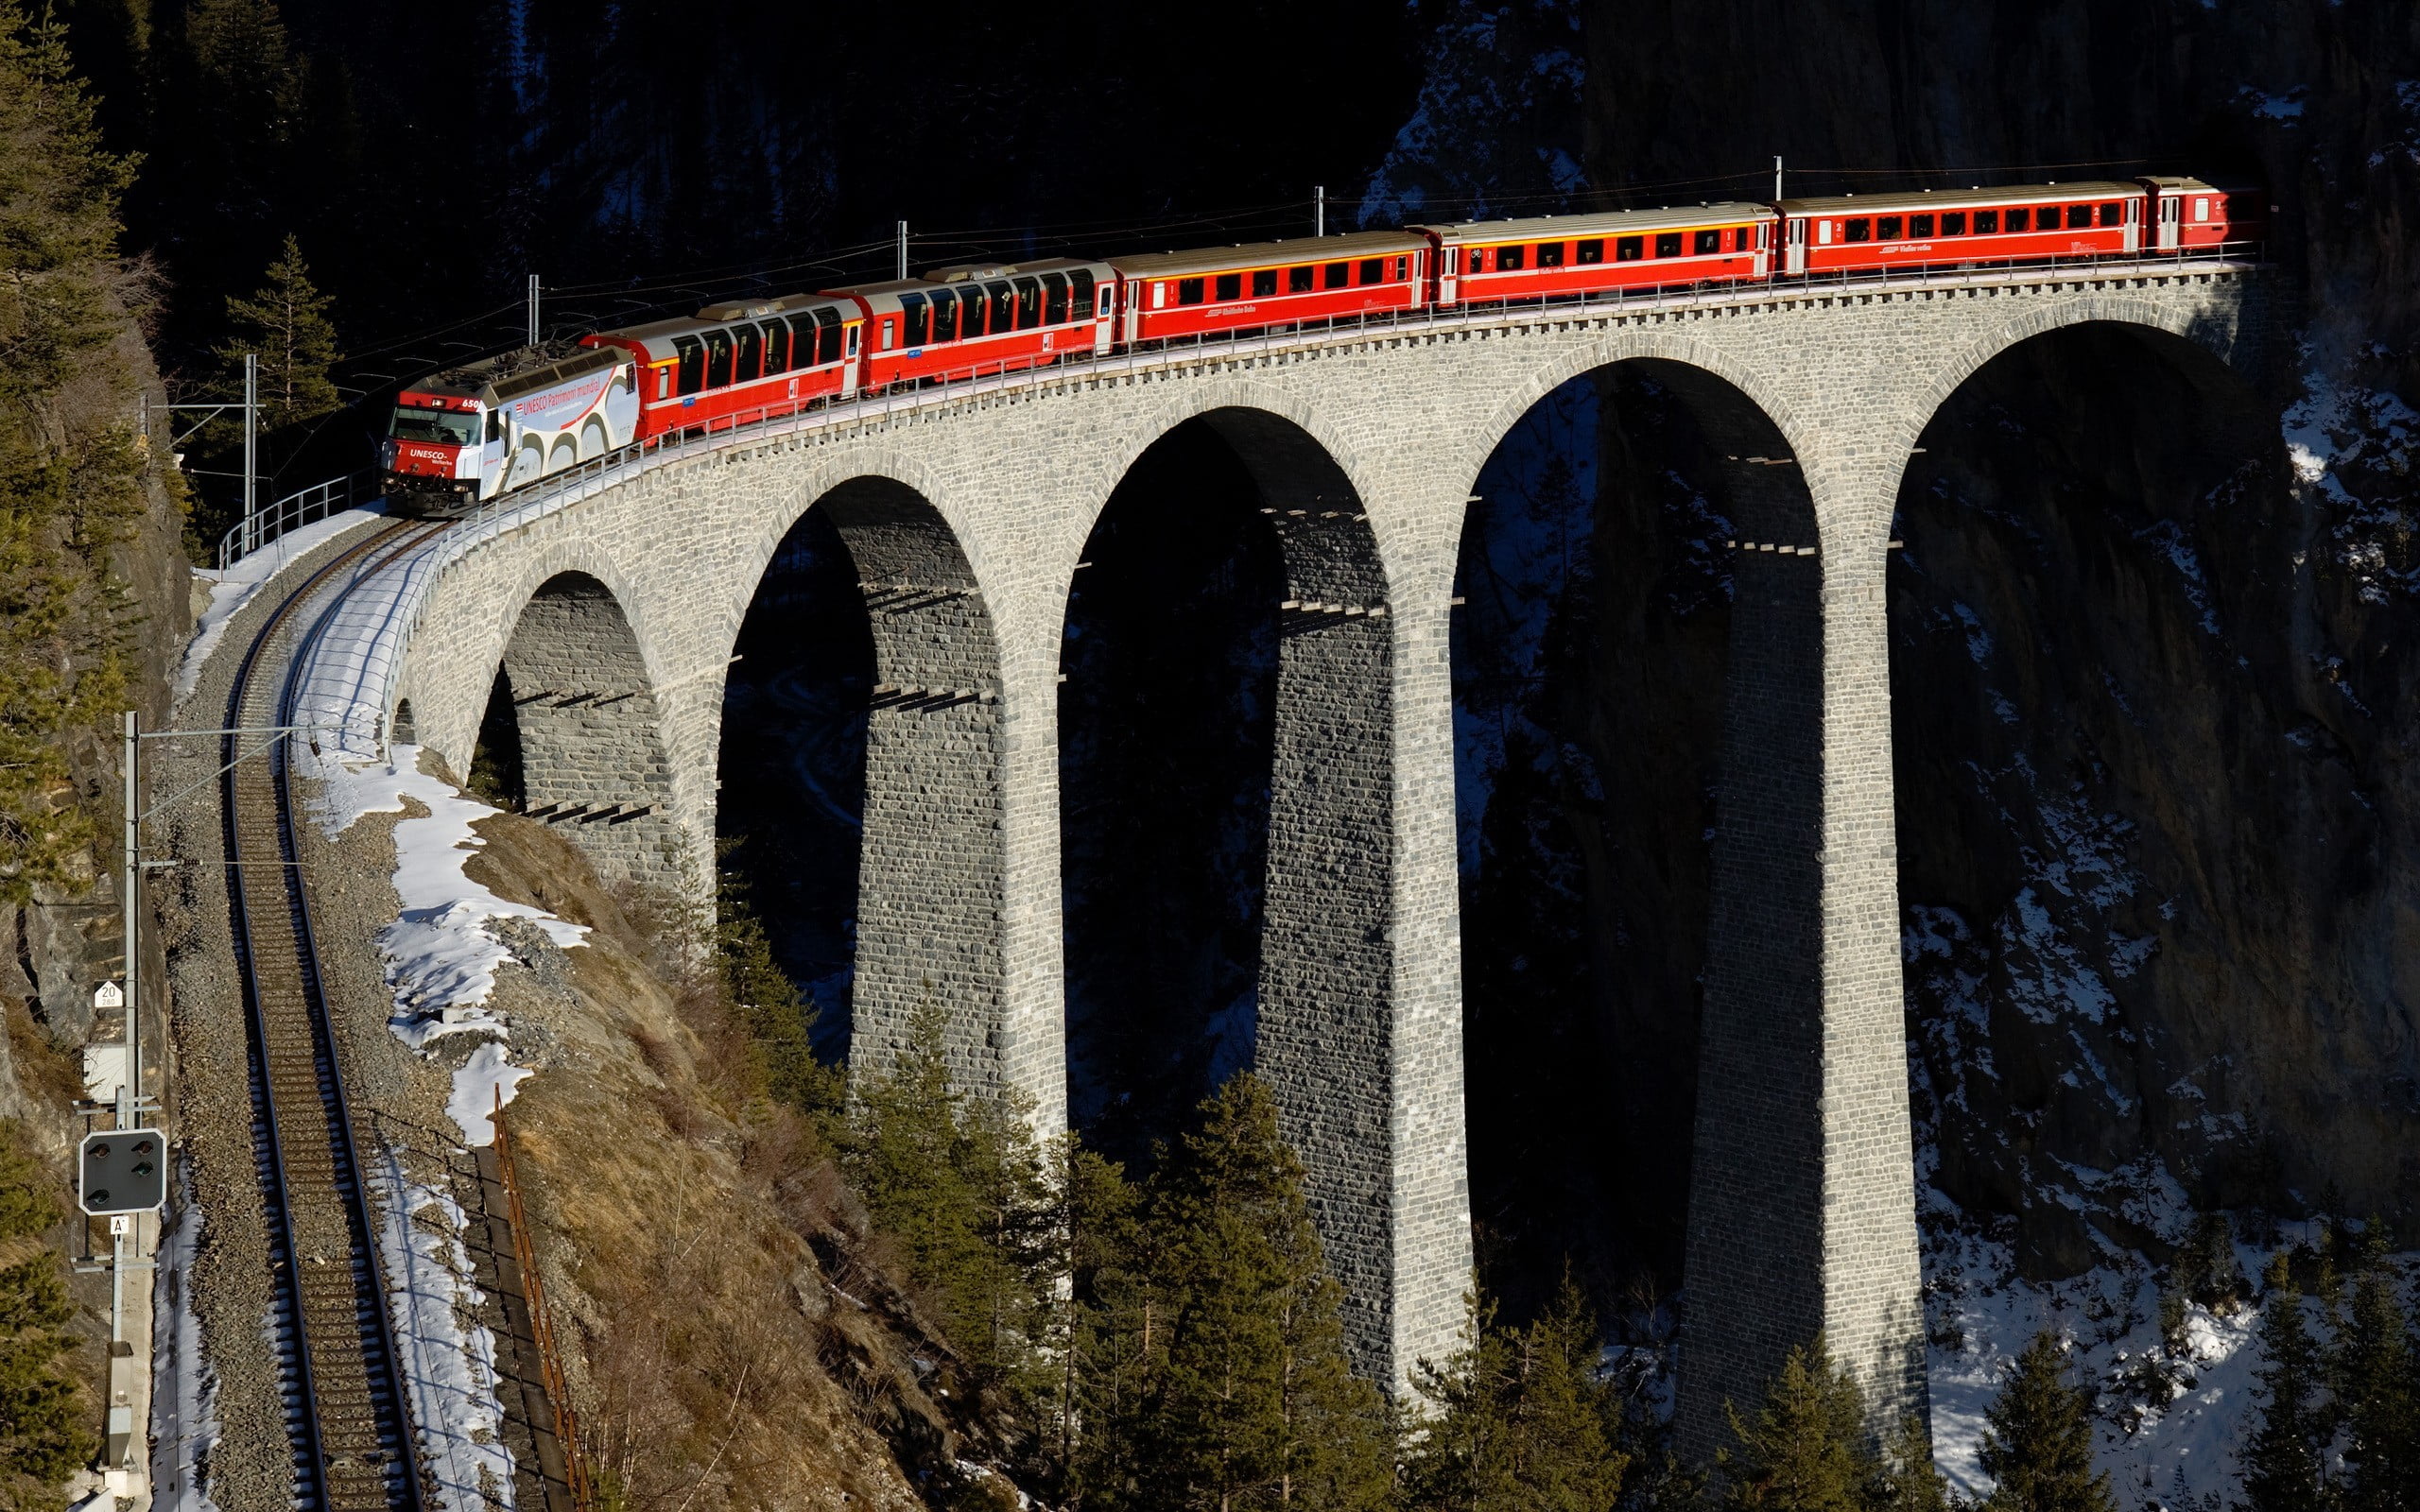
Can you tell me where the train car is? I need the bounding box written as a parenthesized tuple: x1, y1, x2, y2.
(380, 344, 640, 514)
(827, 258, 1115, 391)
(2139, 176, 2264, 250)
(1414, 203, 1773, 306)
(1106, 231, 1427, 344)
(582, 294, 863, 440)
(1776, 181, 2145, 275)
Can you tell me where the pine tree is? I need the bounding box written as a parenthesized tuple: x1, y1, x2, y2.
(1720, 1335, 1878, 1512)
(1878, 1413, 1949, 1512)
(1979, 1332, 2113, 1512)
(1123, 1074, 1393, 1512)
(843, 993, 1058, 1397)
(216, 232, 341, 430)
(2239, 1251, 2326, 1512)
(1404, 1280, 1631, 1512)
(0, 1123, 92, 1503)
(2336, 1225, 2415, 1512)
(0, 0, 144, 903)
(715, 872, 841, 1119)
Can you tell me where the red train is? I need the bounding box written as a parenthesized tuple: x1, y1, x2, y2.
(382, 175, 2260, 513)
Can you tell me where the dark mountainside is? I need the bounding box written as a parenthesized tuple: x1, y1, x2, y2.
(1411, 0, 2420, 1325)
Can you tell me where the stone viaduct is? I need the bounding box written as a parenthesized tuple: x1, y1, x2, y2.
(290, 257, 2273, 1457)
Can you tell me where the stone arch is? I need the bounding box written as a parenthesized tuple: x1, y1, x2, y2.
(722, 471, 1011, 1092)
(491, 571, 684, 892)
(1064, 402, 1411, 1379)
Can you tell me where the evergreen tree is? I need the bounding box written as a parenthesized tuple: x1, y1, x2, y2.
(0, 1123, 93, 1504)
(1979, 1332, 2113, 1512)
(843, 993, 1058, 1397)
(1720, 1335, 1878, 1512)
(0, 0, 144, 902)
(715, 871, 841, 1119)
(2335, 1225, 2415, 1512)
(1878, 1413, 1950, 1512)
(2239, 1251, 2326, 1512)
(1404, 1280, 1631, 1512)
(1120, 1074, 1393, 1512)
(216, 232, 340, 430)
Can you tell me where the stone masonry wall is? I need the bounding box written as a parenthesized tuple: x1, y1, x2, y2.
(379, 266, 2272, 1402)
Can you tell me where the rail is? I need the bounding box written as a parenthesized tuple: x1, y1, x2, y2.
(217, 471, 381, 571)
(282, 241, 2267, 762)
(490, 1091, 592, 1511)
(223, 520, 439, 1509)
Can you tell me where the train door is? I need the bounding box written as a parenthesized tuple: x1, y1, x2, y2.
(2155, 192, 2181, 250)
(477, 405, 509, 499)
(2124, 195, 2143, 253)
(1437, 239, 1459, 306)
(1094, 274, 1115, 353)
(1755, 220, 1773, 277)
(1784, 216, 1807, 275)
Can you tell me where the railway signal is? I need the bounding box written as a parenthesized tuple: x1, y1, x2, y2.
(78, 1128, 164, 1216)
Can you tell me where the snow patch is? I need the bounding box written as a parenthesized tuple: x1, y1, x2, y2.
(374, 1149, 516, 1506)
(173, 507, 386, 703)
(302, 743, 584, 1045)
(445, 1041, 535, 1148)
(149, 1164, 221, 1512)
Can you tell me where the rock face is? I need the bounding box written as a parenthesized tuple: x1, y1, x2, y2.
(1435, 0, 2420, 1304)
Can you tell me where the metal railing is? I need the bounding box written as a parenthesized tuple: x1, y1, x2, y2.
(215, 470, 380, 571)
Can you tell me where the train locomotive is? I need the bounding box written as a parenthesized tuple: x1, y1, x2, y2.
(383, 175, 2260, 517)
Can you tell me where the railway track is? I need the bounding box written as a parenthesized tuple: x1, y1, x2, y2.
(221, 520, 442, 1510)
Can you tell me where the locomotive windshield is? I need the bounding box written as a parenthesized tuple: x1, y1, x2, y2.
(389, 406, 479, 446)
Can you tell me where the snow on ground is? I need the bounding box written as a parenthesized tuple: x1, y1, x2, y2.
(302, 740, 582, 1143)
(445, 1041, 535, 1148)
(374, 1147, 515, 1508)
(148, 1162, 222, 1512)
(303, 742, 583, 1044)
(173, 507, 387, 702)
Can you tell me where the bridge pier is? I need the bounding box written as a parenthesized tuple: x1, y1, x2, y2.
(1678, 447, 1923, 1462)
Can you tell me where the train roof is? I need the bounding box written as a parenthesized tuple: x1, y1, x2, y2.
(1776, 180, 2141, 216)
(593, 294, 856, 362)
(1410, 202, 1772, 241)
(406, 341, 622, 403)
(1107, 231, 1426, 280)
(918, 256, 1111, 284)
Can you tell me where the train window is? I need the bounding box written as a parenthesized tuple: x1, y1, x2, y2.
(1324, 262, 1350, 288)
(2003, 207, 2028, 232)
(899, 295, 929, 351)
(818, 310, 844, 365)
(1289, 265, 1315, 292)
(1876, 215, 1902, 240)
(674, 335, 705, 396)
(1214, 272, 1241, 301)
(704, 329, 733, 387)
(1910, 214, 1933, 237)
(654, 368, 670, 402)
(1043, 272, 1069, 324)
(879, 319, 895, 352)
(1693, 229, 1720, 254)
(1250, 268, 1276, 298)
(1071, 269, 1097, 320)
(930, 288, 960, 343)
(1943, 212, 1966, 234)
(1974, 209, 1998, 233)
(1577, 238, 1603, 264)
(2066, 204, 2091, 230)
(1616, 235, 1642, 260)
(990, 280, 1016, 331)
(1357, 258, 1384, 284)
(734, 324, 762, 382)
(1396, 256, 1409, 279)
(759, 320, 788, 374)
(956, 290, 986, 339)
(2193, 197, 2210, 222)
(1497, 245, 1525, 271)
(1013, 276, 1043, 328)
(1151, 282, 1167, 309)
(1817, 220, 1833, 245)
(2098, 200, 2122, 227)
(1649, 232, 1676, 257)
(847, 322, 860, 355)
(1466, 248, 1485, 273)
(1178, 277, 1205, 305)
(1537, 242, 1565, 267)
